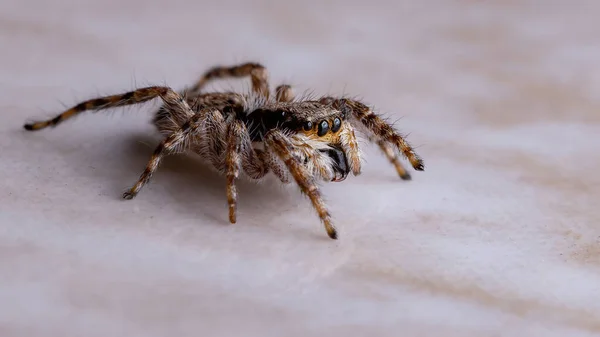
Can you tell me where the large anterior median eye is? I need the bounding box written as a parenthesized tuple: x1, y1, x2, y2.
(317, 120, 329, 137)
(331, 117, 341, 133)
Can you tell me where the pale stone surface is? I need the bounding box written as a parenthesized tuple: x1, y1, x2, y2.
(1, 1, 599, 336)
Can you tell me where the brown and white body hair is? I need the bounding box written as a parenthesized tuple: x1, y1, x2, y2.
(23, 62, 424, 240)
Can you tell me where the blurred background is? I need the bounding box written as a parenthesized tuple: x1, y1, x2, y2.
(1, 1, 599, 336)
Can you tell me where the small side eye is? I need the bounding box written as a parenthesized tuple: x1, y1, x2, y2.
(331, 117, 342, 133)
(303, 121, 313, 131)
(317, 120, 329, 137)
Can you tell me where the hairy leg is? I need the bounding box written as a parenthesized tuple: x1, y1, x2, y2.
(296, 145, 335, 181)
(265, 130, 337, 239)
(225, 121, 243, 224)
(257, 149, 291, 184)
(24, 86, 189, 131)
(337, 124, 362, 176)
(320, 97, 424, 173)
(224, 119, 271, 223)
(275, 84, 294, 102)
(187, 62, 270, 97)
(376, 138, 411, 180)
(123, 108, 211, 199)
(202, 110, 228, 172)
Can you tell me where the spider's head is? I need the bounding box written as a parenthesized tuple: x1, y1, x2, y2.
(297, 114, 352, 182)
(290, 103, 361, 182)
(246, 102, 361, 182)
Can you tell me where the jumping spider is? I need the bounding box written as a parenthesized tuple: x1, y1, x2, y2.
(23, 62, 424, 240)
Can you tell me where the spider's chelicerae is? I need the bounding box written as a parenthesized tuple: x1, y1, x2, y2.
(23, 62, 424, 240)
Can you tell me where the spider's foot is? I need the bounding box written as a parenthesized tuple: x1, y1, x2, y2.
(411, 157, 425, 171)
(122, 190, 137, 200)
(326, 225, 338, 240)
(392, 165, 411, 181)
(23, 121, 48, 131)
(229, 206, 237, 224)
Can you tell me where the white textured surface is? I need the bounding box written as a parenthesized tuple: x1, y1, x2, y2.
(1, 1, 600, 336)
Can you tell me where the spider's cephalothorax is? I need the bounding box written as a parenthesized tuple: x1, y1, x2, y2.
(23, 62, 424, 240)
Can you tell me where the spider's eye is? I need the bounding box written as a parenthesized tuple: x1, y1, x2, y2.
(303, 121, 313, 131)
(331, 117, 342, 133)
(317, 120, 329, 137)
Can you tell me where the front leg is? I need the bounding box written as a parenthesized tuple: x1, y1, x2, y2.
(321, 97, 424, 174)
(264, 130, 338, 240)
(375, 138, 411, 180)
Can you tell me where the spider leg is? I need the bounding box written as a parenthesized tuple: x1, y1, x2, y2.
(375, 137, 411, 180)
(224, 119, 271, 223)
(201, 109, 228, 173)
(187, 62, 270, 98)
(275, 84, 294, 102)
(294, 143, 335, 181)
(225, 120, 243, 223)
(265, 130, 337, 240)
(257, 149, 291, 184)
(123, 108, 211, 199)
(197, 109, 270, 178)
(337, 124, 362, 176)
(23, 86, 188, 131)
(321, 97, 424, 173)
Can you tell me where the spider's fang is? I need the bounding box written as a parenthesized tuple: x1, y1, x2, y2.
(320, 147, 349, 183)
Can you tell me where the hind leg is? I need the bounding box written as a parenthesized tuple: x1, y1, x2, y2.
(24, 86, 191, 131)
(187, 62, 270, 97)
(122, 107, 215, 199)
(275, 84, 294, 102)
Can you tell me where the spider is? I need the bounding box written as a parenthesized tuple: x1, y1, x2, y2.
(23, 62, 424, 240)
